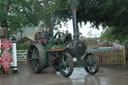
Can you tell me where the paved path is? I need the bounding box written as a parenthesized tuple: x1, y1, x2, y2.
(0, 64, 128, 85)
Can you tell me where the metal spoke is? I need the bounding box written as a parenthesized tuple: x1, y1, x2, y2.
(29, 49, 33, 53)
(31, 60, 36, 69)
(87, 62, 97, 73)
(35, 60, 39, 67)
(60, 54, 70, 74)
(85, 53, 99, 75)
(89, 66, 92, 72)
(31, 59, 39, 71)
(34, 50, 39, 57)
(32, 51, 37, 58)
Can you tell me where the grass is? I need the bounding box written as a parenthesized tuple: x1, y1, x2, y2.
(0, 68, 13, 75)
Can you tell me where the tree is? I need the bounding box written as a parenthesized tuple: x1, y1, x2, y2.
(0, 0, 71, 34)
(101, 26, 128, 45)
(101, 26, 128, 59)
(77, 0, 128, 46)
(48, 0, 128, 40)
(77, 0, 128, 28)
(42, 0, 71, 30)
(0, 0, 44, 34)
(1, 0, 128, 38)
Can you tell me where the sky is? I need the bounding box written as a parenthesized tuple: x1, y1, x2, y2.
(59, 20, 103, 38)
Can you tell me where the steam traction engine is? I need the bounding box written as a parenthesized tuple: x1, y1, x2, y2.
(27, 0, 100, 77)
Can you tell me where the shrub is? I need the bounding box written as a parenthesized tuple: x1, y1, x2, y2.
(16, 43, 30, 50)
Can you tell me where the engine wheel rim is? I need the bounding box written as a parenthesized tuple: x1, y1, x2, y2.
(86, 54, 99, 74)
(60, 54, 70, 74)
(27, 44, 47, 73)
(29, 47, 40, 72)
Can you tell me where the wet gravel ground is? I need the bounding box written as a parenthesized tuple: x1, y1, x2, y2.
(0, 64, 128, 85)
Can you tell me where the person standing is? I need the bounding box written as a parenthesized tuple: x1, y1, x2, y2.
(64, 30, 72, 43)
(34, 28, 42, 42)
(44, 27, 52, 41)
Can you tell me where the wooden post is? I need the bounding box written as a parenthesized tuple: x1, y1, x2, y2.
(122, 47, 126, 64)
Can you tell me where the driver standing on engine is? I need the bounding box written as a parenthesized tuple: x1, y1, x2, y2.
(34, 28, 42, 42)
(44, 27, 52, 41)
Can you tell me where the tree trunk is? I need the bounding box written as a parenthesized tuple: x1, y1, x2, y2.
(0, 28, 8, 56)
(0, 28, 8, 73)
(0, 28, 8, 39)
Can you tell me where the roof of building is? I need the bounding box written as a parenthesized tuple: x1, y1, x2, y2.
(16, 36, 34, 44)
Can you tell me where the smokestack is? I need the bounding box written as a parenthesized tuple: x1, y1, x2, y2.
(71, 0, 79, 41)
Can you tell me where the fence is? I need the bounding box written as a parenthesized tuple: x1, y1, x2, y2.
(81, 38, 127, 68)
(17, 50, 27, 62)
(91, 47, 126, 68)
(16, 47, 127, 69)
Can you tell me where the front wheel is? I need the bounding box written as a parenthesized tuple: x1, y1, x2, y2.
(59, 53, 74, 77)
(84, 53, 100, 75)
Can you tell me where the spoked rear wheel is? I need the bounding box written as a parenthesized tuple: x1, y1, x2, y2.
(59, 53, 74, 77)
(84, 53, 100, 75)
(27, 44, 46, 73)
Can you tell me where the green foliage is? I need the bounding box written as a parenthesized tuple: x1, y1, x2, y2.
(78, 0, 128, 29)
(0, 0, 71, 34)
(0, 67, 13, 75)
(42, 0, 71, 29)
(101, 27, 114, 40)
(0, 0, 43, 34)
(77, 0, 128, 45)
(16, 43, 29, 50)
(101, 26, 128, 45)
(0, 0, 128, 43)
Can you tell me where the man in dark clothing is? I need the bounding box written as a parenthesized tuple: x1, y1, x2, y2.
(34, 28, 42, 42)
(64, 30, 72, 43)
(44, 27, 52, 41)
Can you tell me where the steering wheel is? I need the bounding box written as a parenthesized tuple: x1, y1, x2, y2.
(54, 32, 64, 39)
(54, 32, 64, 44)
